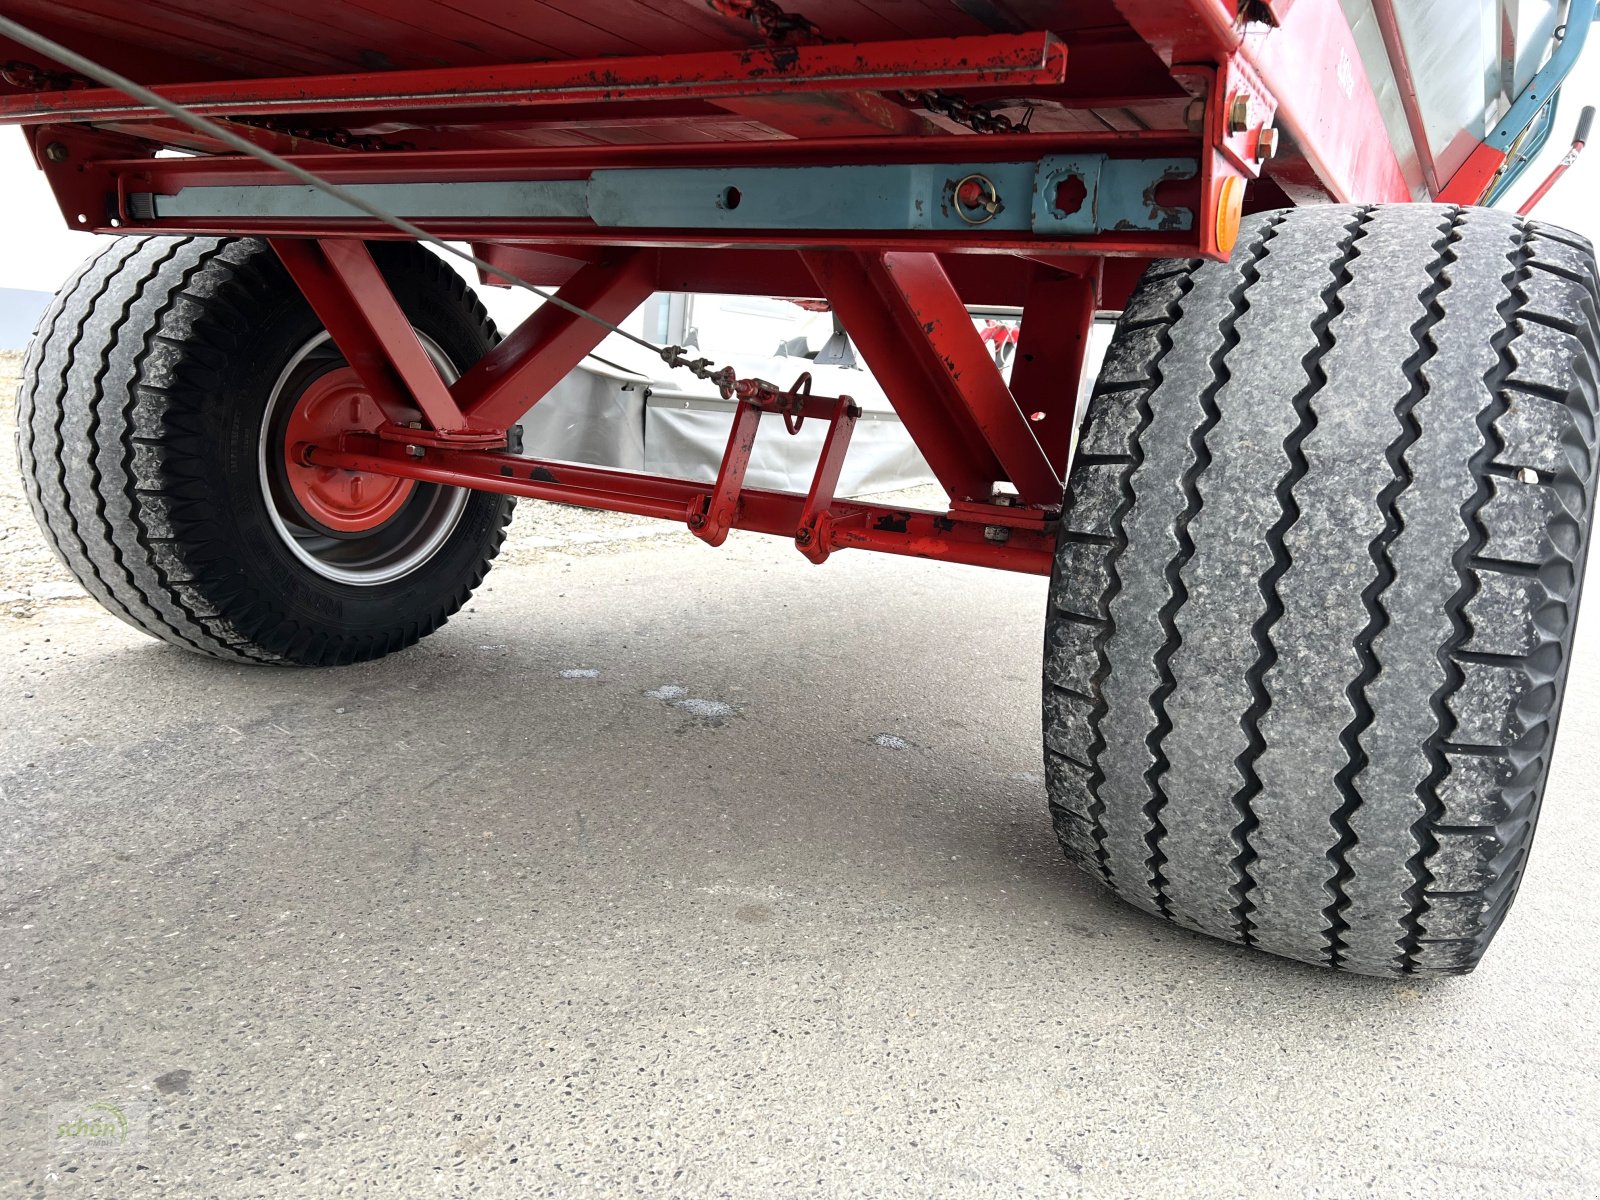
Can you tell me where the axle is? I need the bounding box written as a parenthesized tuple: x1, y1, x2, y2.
(289, 355, 1057, 576)
(298, 435, 1056, 575)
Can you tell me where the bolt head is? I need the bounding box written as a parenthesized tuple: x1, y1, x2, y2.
(1254, 127, 1281, 160)
(43, 141, 68, 163)
(983, 525, 1011, 543)
(404, 444, 424, 458)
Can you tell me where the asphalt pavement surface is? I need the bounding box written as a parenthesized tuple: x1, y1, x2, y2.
(3, 514, 1599, 1199)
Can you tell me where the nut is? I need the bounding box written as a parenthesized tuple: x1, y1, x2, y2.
(1253, 127, 1280, 160)
(404, 444, 424, 458)
(982, 525, 1011, 544)
(1183, 97, 1207, 135)
(43, 141, 68, 163)
(1226, 93, 1251, 135)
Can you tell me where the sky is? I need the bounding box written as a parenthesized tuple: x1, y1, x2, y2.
(0, 48, 1596, 298)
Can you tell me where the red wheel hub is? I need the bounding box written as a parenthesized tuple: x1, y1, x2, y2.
(282, 367, 414, 533)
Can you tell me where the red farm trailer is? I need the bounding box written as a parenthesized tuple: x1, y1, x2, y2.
(2, 0, 1596, 978)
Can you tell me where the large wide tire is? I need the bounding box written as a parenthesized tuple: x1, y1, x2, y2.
(1044, 205, 1599, 976)
(15, 236, 514, 666)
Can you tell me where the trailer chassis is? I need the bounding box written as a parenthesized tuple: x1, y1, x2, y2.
(0, 4, 1416, 576)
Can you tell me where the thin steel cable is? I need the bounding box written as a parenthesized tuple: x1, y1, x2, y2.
(0, 13, 738, 391)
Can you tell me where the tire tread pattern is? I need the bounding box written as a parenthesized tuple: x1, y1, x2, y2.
(1043, 205, 1600, 976)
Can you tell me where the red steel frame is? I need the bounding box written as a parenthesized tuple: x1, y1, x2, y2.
(0, 2, 1421, 577)
(0, 34, 1070, 123)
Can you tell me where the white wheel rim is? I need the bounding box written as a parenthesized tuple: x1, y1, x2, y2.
(258, 331, 470, 587)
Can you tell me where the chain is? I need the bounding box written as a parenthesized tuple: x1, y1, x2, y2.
(1, 58, 91, 91)
(230, 115, 413, 153)
(898, 90, 1026, 135)
(706, 0, 823, 43)
(705, 0, 1023, 135)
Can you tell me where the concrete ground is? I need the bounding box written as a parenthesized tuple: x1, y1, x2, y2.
(3, 381, 1599, 1198)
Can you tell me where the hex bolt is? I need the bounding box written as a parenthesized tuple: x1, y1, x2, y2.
(1183, 97, 1207, 134)
(1226, 93, 1250, 135)
(1254, 127, 1281, 160)
(404, 444, 424, 458)
(983, 525, 1011, 544)
(43, 141, 69, 163)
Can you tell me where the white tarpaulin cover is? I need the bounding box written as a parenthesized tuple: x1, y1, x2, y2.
(516, 318, 938, 497)
(493, 285, 1112, 499)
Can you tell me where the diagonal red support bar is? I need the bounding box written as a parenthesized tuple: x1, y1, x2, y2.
(873, 252, 1061, 505)
(803, 250, 1060, 505)
(451, 250, 657, 432)
(1010, 265, 1099, 478)
(711, 92, 937, 138)
(272, 238, 478, 437)
(1368, 0, 1441, 196)
(803, 251, 994, 502)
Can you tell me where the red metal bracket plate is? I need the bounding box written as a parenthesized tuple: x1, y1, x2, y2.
(1175, 58, 1278, 181)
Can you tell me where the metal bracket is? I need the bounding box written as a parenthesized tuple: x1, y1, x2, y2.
(689, 374, 861, 554)
(1171, 60, 1278, 182)
(1030, 155, 1198, 234)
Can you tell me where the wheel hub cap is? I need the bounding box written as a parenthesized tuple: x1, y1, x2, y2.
(282, 366, 414, 533)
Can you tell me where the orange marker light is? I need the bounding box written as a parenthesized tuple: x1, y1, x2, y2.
(1215, 175, 1246, 257)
